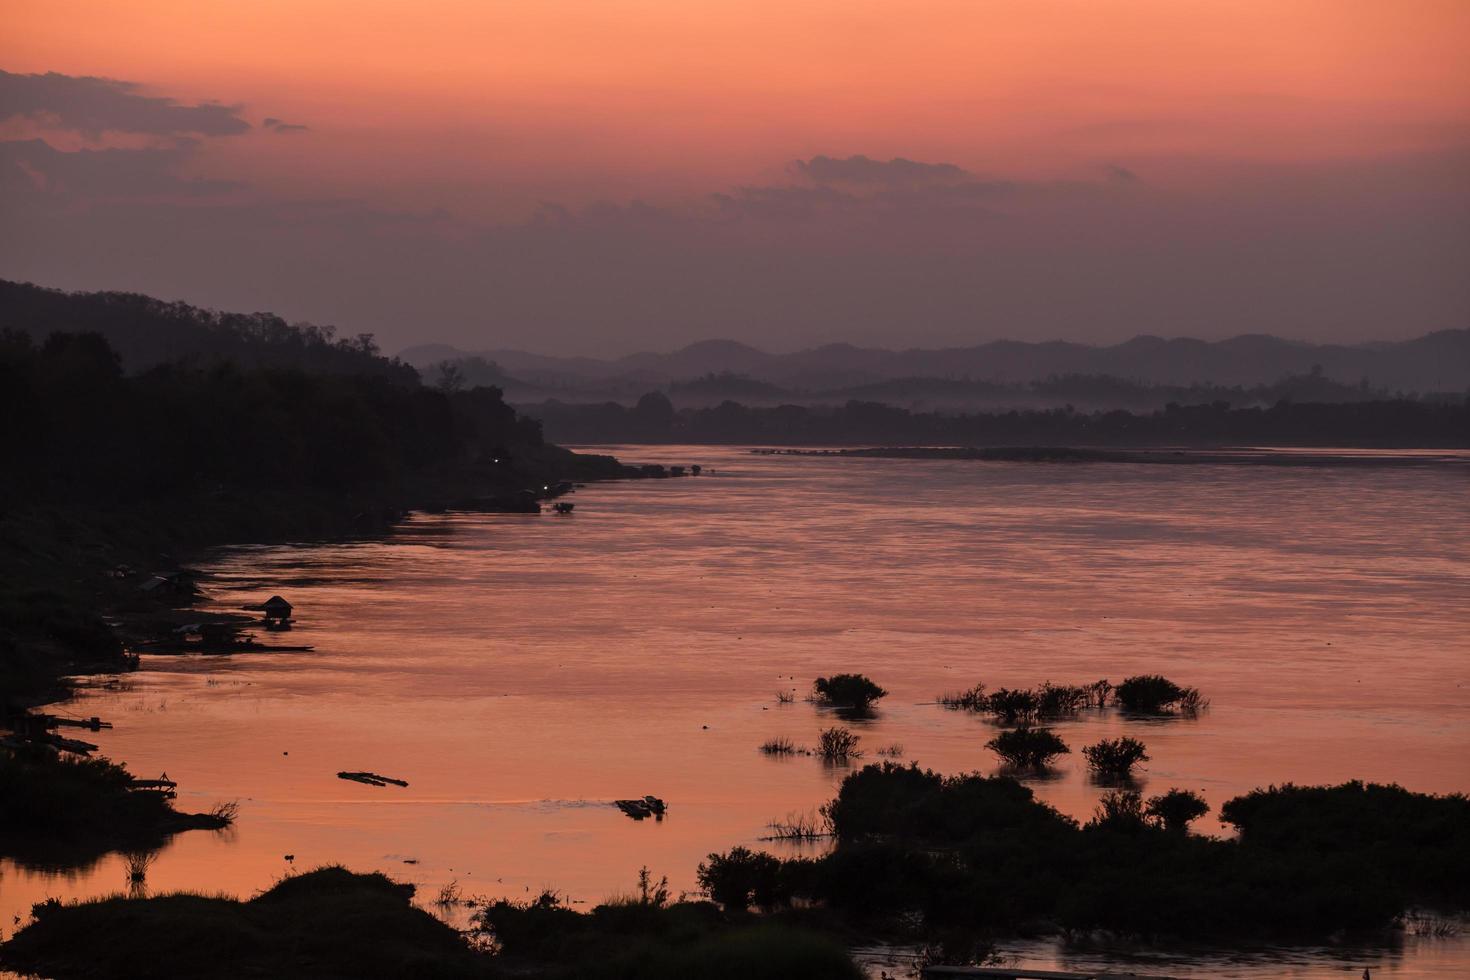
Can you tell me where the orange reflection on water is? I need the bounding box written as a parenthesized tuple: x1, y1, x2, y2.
(3, 447, 1468, 977)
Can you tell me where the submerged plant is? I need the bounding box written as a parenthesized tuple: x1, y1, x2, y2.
(435, 879, 462, 908)
(812, 674, 888, 710)
(208, 799, 240, 825)
(760, 737, 798, 756)
(1082, 737, 1150, 777)
(985, 688, 1040, 724)
(937, 683, 987, 711)
(985, 726, 1069, 770)
(763, 810, 831, 841)
(818, 727, 862, 762)
(1114, 675, 1206, 714)
(1035, 682, 1090, 718)
(1084, 679, 1113, 708)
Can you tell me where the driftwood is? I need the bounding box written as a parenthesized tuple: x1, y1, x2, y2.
(615, 795, 667, 820)
(337, 771, 410, 788)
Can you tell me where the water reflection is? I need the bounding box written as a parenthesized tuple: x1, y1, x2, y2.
(3, 447, 1467, 977)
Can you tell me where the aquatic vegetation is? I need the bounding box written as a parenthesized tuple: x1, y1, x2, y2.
(759, 737, 798, 756)
(775, 690, 795, 704)
(985, 726, 1070, 770)
(122, 850, 157, 894)
(983, 687, 1040, 724)
(937, 683, 987, 710)
(208, 799, 240, 824)
(763, 810, 831, 841)
(1082, 737, 1150, 777)
(812, 674, 888, 710)
(1145, 789, 1210, 832)
(1035, 681, 1091, 717)
(1114, 674, 1206, 714)
(817, 726, 862, 762)
(435, 879, 462, 908)
(875, 742, 904, 757)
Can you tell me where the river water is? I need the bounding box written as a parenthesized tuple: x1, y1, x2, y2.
(4, 446, 1468, 977)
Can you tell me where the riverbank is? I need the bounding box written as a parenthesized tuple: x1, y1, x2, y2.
(0, 442, 693, 861)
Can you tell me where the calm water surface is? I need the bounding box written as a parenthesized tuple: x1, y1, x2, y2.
(4, 447, 1468, 977)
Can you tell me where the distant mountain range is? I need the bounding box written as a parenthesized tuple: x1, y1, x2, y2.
(401, 331, 1470, 394)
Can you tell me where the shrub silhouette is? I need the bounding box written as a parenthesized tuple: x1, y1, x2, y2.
(937, 683, 987, 710)
(1114, 675, 1204, 713)
(812, 674, 887, 709)
(1082, 737, 1149, 777)
(1146, 789, 1210, 832)
(985, 727, 1069, 770)
(818, 727, 862, 762)
(697, 846, 784, 911)
(984, 688, 1040, 724)
(823, 762, 1074, 844)
(1087, 790, 1149, 832)
(1035, 682, 1090, 717)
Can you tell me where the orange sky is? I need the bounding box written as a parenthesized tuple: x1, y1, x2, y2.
(2, 1, 1468, 351)
(7, 0, 1468, 209)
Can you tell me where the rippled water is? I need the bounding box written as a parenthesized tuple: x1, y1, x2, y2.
(4, 447, 1468, 977)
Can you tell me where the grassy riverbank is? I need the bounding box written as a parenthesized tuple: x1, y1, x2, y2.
(0, 867, 862, 980)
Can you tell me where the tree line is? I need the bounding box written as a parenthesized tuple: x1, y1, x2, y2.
(528, 391, 1470, 447)
(0, 330, 541, 506)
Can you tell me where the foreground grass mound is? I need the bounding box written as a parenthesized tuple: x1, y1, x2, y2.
(477, 889, 860, 980)
(701, 764, 1470, 942)
(0, 866, 489, 979)
(0, 748, 228, 864)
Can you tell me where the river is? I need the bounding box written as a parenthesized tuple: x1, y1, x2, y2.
(4, 446, 1468, 977)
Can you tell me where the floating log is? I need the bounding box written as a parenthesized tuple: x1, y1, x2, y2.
(337, 771, 409, 788)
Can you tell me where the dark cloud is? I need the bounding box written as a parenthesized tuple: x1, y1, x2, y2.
(2, 143, 1465, 356)
(263, 118, 310, 134)
(0, 138, 240, 198)
(792, 154, 971, 186)
(0, 70, 249, 137)
(710, 184, 858, 220)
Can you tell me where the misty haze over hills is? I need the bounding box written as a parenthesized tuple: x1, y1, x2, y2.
(403, 330, 1470, 398)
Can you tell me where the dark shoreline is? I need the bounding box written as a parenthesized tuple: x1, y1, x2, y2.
(753, 445, 1470, 468)
(0, 446, 693, 861)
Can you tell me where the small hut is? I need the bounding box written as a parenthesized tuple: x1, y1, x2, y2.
(262, 595, 293, 626)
